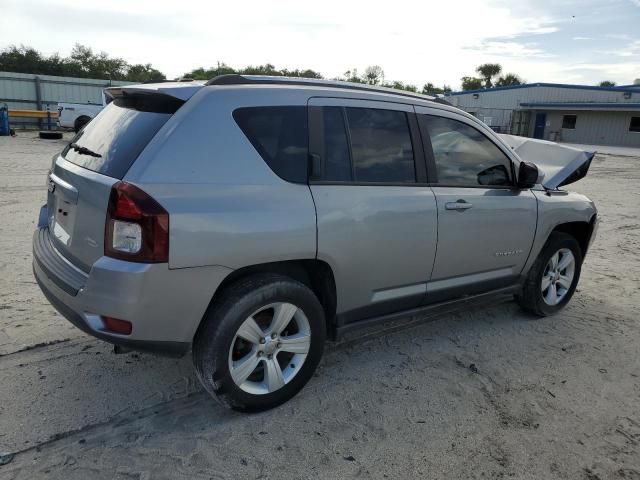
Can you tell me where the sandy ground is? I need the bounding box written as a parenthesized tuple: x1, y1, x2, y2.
(0, 133, 638, 479)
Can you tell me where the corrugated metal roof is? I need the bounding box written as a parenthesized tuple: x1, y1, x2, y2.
(445, 82, 640, 96)
(520, 102, 640, 111)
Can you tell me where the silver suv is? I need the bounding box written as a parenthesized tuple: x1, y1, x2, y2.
(33, 75, 598, 411)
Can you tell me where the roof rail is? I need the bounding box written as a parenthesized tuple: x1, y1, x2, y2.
(206, 74, 437, 102)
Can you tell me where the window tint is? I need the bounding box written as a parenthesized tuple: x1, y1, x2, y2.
(234, 106, 308, 183)
(345, 108, 415, 183)
(420, 115, 512, 187)
(629, 116, 640, 132)
(562, 114, 577, 129)
(62, 97, 178, 179)
(322, 107, 352, 181)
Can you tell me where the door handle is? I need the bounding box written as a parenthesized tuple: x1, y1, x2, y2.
(445, 200, 473, 211)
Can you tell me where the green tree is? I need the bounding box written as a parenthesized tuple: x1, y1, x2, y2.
(495, 73, 523, 87)
(238, 63, 279, 76)
(341, 69, 364, 83)
(184, 63, 322, 81)
(184, 62, 237, 80)
(599, 80, 616, 87)
(382, 80, 417, 92)
(461, 76, 483, 91)
(68, 44, 128, 79)
(280, 68, 323, 79)
(363, 65, 384, 85)
(0, 43, 166, 81)
(422, 82, 452, 95)
(475, 63, 502, 88)
(125, 63, 166, 82)
(0, 45, 50, 74)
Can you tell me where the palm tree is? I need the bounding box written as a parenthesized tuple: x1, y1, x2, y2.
(476, 63, 502, 88)
(495, 73, 523, 87)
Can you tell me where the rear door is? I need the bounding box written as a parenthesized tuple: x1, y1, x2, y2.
(415, 107, 537, 302)
(47, 94, 181, 271)
(308, 98, 438, 325)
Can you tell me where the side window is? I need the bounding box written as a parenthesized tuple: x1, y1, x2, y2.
(346, 108, 416, 183)
(420, 115, 513, 187)
(233, 106, 308, 183)
(321, 107, 352, 181)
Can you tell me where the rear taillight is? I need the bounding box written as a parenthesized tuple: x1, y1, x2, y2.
(105, 181, 169, 262)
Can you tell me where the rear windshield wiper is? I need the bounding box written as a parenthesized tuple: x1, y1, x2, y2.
(69, 143, 102, 158)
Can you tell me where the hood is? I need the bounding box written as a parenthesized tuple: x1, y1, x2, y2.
(498, 134, 595, 189)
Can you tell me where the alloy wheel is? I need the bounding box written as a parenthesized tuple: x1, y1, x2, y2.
(541, 248, 575, 306)
(228, 302, 311, 395)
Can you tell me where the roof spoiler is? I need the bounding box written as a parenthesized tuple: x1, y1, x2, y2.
(105, 81, 204, 102)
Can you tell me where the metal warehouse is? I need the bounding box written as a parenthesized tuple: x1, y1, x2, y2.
(445, 82, 640, 147)
(0, 71, 131, 128)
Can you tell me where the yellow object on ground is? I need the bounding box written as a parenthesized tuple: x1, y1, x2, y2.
(8, 109, 59, 119)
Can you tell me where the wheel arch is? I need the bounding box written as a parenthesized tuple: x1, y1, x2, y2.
(550, 215, 597, 258)
(197, 259, 338, 341)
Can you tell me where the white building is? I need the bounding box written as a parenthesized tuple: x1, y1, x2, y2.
(444, 82, 640, 147)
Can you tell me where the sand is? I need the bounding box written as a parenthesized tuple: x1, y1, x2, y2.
(0, 132, 638, 479)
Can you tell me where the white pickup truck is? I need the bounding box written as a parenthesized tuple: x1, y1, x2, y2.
(57, 91, 109, 132)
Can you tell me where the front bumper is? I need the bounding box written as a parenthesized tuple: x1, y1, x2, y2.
(587, 213, 599, 254)
(33, 227, 232, 356)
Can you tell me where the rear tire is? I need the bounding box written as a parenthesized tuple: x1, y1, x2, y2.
(193, 274, 326, 412)
(517, 232, 582, 316)
(74, 115, 91, 133)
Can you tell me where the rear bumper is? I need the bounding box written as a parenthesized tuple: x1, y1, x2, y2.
(32, 227, 232, 356)
(34, 267, 189, 356)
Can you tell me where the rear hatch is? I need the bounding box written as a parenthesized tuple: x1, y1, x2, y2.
(46, 83, 200, 271)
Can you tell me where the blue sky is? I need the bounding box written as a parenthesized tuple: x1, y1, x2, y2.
(1, 0, 639, 89)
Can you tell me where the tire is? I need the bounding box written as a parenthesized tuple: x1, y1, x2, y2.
(38, 130, 63, 140)
(517, 232, 582, 316)
(74, 116, 91, 133)
(193, 274, 326, 412)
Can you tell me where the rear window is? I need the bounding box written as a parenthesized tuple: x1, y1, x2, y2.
(233, 106, 308, 183)
(62, 95, 180, 179)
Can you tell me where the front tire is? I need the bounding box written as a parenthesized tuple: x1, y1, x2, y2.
(517, 232, 582, 316)
(193, 274, 326, 412)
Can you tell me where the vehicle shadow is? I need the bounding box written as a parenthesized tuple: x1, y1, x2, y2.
(5, 295, 588, 452)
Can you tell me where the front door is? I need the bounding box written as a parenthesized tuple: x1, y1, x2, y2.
(416, 108, 537, 303)
(533, 112, 546, 139)
(308, 98, 438, 325)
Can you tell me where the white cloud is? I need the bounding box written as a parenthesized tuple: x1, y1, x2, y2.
(466, 41, 553, 58)
(600, 40, 640, 57)
(0, 0, 637, 88)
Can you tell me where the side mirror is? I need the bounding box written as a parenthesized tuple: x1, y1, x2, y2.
(517, 162, 539, 189)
